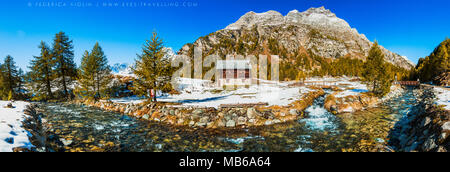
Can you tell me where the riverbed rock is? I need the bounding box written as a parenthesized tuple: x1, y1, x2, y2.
(189, 121, 195, 127)
(420, 117, 431, 128)
(218, 112, 225, 118)
(437, 146, 447, 152)
(226, 120, 236, 127)
(247, 108, 256, 119)
(199, 116, 209, 123)
(142, 114, 150, 120)
(237, 116, 247, 125)
(217, 119, 226, 127)
(239, 108, 246, 114)
(196, 122, 206, 127)
(442, 122, 450, 132)
(289, 109, 298, 116)
(438, 132, 447, 142)
(422, 137, 437, 151)
(60, 138, 73, 146)
(193, 109, 204, 115)
(177, 118, 184, 125)
(224, 114, 232, 121)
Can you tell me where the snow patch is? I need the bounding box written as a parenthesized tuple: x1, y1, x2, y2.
(0, 101, 33, 152)
(158, 78, 310, 108)
(433, 87, 450, 110)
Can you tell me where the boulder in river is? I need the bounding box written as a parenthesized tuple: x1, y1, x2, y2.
(442, 122, 450, 132)
(226, 120, 236, 127)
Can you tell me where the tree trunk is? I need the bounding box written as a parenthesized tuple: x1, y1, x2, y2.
(60, 57, 68, 99)
(46, 73, 53, 99)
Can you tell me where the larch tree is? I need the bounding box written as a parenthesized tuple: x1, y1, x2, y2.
(76, 42, 112, 101)
(0, 55, 21, 100)
(52, 31, 77, 99)
(28, 41, 56, 101)
(132, 32, 173, 102)
(362, 42, 393, 97)
(416, 38, 449, 83)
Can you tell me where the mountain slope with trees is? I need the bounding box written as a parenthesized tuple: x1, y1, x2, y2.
(415, 38, 449, 86)
(177, 7, 414, 81)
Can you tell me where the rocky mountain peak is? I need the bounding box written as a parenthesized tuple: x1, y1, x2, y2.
(184, 7, 415, 70)
(226, 7, 351, 32)
(285, 7, 350, 31)
(302, 6, 336, 17)
(225, 10, 284, 30)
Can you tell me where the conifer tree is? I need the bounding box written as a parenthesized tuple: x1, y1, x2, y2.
(76, 43, 112, 101)
(52, 31, 77, 99)
(132, 32, 173, 102)
(416, 38, 449, 83)
(362, 42, 393, 97)
(0, 55, 21, 100)
(28, 41, 55, 101)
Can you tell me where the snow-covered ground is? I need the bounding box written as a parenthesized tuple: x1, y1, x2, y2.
(108, 77, 373, 108)
(433, 87, 450, 110)
(307, 77, 368, 98)
(110, 96, 145, 104)
(333, 81, 368, 98)
(158, 82, 313, 108)
(0, 101, 33, 152)
(110, 78, 316, 108)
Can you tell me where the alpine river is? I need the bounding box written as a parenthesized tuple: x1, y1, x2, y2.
(38, 88, 419, 152)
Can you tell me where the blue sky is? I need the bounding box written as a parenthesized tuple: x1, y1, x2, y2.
(0, 0, 449, 71)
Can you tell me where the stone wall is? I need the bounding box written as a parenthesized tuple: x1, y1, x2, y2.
(389, 85, 449, 152)
(15, 104, 46, 152)
(77, 90, 325, 129)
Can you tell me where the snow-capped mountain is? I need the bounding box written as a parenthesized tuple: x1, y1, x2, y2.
(163, 47, 177, 60)
(111, 63, 134, 77)
(178, 7, 414, 69)
(111, 47, 177, 77)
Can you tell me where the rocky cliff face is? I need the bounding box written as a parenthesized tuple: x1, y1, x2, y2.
(178, 7, 414, 70)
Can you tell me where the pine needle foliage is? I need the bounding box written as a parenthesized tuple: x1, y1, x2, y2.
(132, 32, 173, 102)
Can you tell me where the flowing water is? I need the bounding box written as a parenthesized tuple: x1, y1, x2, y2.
(38, 88, 420, 152)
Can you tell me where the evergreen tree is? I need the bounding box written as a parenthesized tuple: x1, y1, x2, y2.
(52, 31, 77, 99)
(416, 38, 449, 83)
(132, 32, 173, 102)
(362, 42, 393, 97)
(76, 42, 112, 101)
(0, 55, 21, 100)
(76, 51, 95, 99)
(28, 41, 55, 101)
